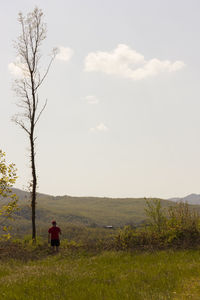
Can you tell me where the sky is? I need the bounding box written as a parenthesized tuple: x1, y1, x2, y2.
(1, 0, 200, 198)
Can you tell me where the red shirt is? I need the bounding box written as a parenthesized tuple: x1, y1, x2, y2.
(48, 226, 61, 240)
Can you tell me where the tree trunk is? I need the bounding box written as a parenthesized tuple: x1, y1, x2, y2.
(30, 133, 37, 242)
(30, 71, 37, 243)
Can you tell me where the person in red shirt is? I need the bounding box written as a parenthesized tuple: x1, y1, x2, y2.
(48, 221, 61, 252)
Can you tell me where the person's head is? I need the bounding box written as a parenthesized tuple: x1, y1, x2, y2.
(52, 220, 56, 227)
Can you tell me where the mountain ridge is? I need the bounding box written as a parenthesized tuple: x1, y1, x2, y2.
(13, 187, 200, 205)
(168, 193, 200, 205)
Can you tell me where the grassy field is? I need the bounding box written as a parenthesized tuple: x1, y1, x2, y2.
(1, 244, 200, 299)
(2, 191, 200, 299)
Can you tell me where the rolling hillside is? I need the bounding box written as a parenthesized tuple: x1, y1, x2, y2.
(11, 188, 177, 228)
(1, 188, 199, 237)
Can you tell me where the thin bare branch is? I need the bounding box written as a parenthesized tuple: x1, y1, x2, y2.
(34, 99, 47, 126)
(12, 117, 31, 135)
(35, 54, 55, 90)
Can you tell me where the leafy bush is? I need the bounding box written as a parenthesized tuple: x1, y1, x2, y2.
(0, 150, 18, 240)
(116, 200, 200, 249)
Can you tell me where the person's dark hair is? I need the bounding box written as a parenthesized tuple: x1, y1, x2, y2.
(52, 220, 56, 225)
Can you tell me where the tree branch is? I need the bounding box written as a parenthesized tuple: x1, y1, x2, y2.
(12, 117, 31, 135)
(34, 99, 47, 126)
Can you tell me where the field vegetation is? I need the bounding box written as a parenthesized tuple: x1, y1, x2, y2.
(0, 240, 200, 299)
(0, 198, 200, 299)
(2, 191, 200, 299)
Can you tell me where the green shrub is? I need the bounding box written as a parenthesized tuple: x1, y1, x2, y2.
(116, 201, 200, 249)
(145, 198, 167, 233)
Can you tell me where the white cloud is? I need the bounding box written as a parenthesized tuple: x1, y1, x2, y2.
(97, 123, 108, 131)
(8, 58, 27, 77)
(56, 46, 73, 62)
(84, 95, 99, 104)
(90, 123, 108, 132)
(85, 44, 185, 80)
(8, 62, 23, 77)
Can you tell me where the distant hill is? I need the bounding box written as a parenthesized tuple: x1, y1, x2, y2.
(9, 189, 200, 235)
(168, 194, 200, 205)
(11, 188, 175, 228)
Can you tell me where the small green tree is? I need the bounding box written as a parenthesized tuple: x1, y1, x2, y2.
(0, 150, 18, 239)
(145, 198, 166, 233)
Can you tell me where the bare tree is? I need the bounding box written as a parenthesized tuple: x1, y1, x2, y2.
(12, 7, 57, 241)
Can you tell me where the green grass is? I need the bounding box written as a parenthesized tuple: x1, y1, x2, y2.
(1, 248, 200, 299)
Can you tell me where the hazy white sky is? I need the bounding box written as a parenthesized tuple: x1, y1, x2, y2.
(1, 0, 200, 198)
